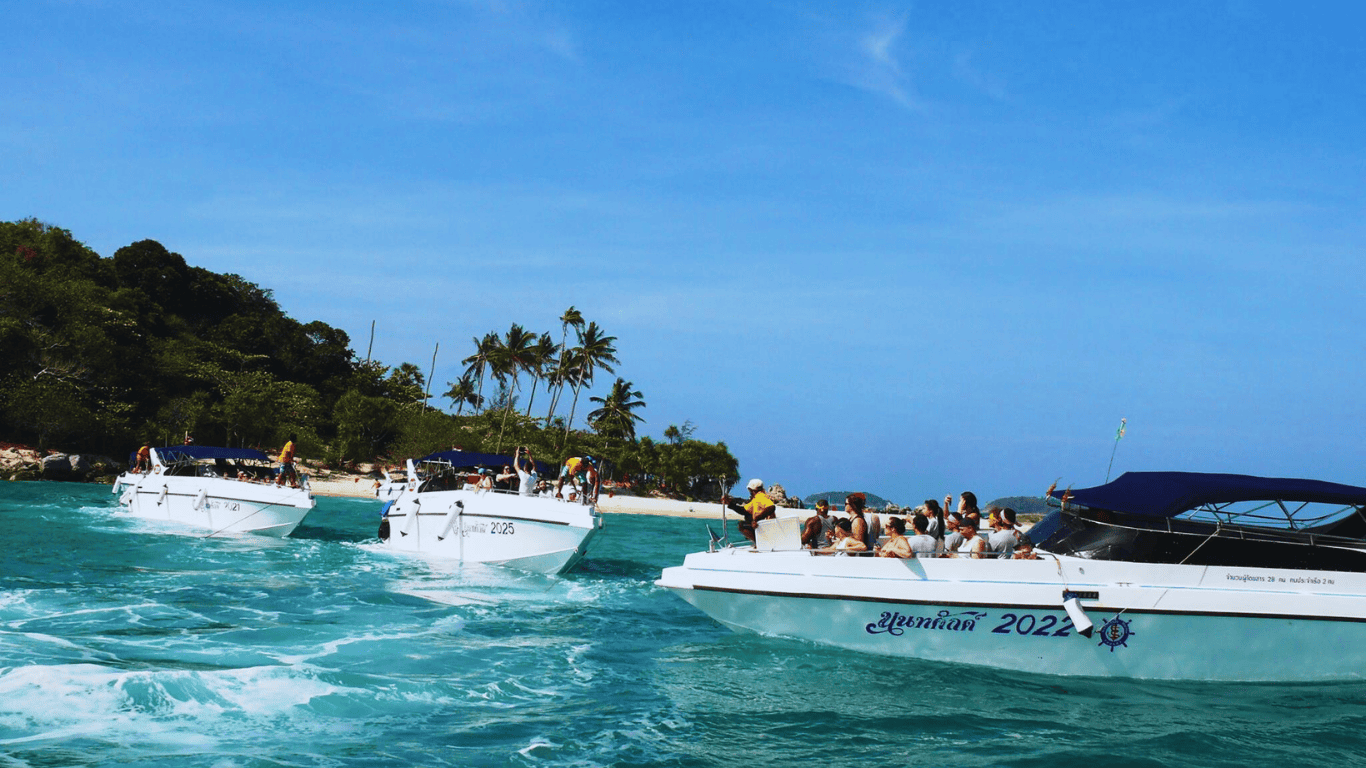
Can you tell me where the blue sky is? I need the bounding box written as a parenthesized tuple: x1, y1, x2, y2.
(5, 1, 1365, 504)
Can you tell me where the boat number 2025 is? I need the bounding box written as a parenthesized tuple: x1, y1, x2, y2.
(992, 612, 1076, 637)
(489, 521, 515, 535)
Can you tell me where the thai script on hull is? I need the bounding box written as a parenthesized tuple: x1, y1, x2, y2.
(865, 609, 988, 635)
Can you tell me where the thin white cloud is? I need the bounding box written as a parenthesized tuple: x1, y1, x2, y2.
(853, 13, 917, 108)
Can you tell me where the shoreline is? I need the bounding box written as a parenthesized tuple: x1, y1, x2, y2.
(306, 477, 737, 520)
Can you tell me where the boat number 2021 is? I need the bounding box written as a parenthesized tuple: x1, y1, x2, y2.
(992, 613, 1075, 637)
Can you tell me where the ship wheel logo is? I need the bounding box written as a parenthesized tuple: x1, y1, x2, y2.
(1097, 617, 1134, 652)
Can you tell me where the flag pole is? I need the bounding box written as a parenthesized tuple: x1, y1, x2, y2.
(1105, 418, 1127, 482)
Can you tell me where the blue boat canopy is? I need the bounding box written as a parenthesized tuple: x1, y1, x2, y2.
(157, 446, 272, 463)
(1048, 471, 1366, 518)
(417, 450, 555, 478)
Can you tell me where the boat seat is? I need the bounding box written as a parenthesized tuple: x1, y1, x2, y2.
(755, 516, 803, 551)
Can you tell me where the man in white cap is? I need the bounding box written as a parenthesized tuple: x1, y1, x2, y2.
(725, 478, 777, 542)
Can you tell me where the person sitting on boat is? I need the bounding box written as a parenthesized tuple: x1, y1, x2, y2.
(477, 469, 495, 491)
(955, 520, 988, 559)
(725, 478, 778, 542)
(987, 508, 1020, 558)
(908, 513, 940, 557)
(846, 493, 873, 549)
(956, 491, 982, 530)
(922, 499, 945, 537)
(496, 464, 517, 491)
(874, 517, 912, 558)
(134, 443, 152, 474)
(801, 499, 835, 548)
(1013, 534, 1039, 560)
(817, 518, 868, 554)
(941, 514, 965, 555)
(275, 434, 299, 488)
(514, 447, 538, 496)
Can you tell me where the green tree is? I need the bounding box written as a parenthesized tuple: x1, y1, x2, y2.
(461, 332, 500, 410)
(443, 374, 483, 415)
(563, 321, 619, 443)
(546, 306, 583, 422)
(494, 323, 537, 452)
(587, 377, 647, 442)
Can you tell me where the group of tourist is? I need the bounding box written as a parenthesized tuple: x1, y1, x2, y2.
(729, 481, 1038, 559)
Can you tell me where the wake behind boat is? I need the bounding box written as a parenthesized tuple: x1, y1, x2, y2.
(657, 471, 1366, 681)
(111, 446, 315, 537)
(378, 450, 603, 575)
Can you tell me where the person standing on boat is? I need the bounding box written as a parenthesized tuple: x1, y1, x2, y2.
(726, 479, 777, 542)
(555, 455, 599, 502)
(275, 434, 298, 488)
(134, 443, 152, 474)
(514, 447, 538, 496)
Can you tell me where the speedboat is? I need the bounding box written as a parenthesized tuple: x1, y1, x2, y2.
(378, 450, 603, 575)
(656, 471, 1366, 681)
(111, 446, 315, 537)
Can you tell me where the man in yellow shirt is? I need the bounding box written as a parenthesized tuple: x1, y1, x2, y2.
(276, 434, 298, 488)
(725, 478, 776, 543)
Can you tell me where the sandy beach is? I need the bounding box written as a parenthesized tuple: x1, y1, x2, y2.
(307, 476, 737, 520)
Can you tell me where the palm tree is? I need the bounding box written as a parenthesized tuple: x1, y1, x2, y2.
(495, 323, 538, 451)
(461, 332, 501, 410)
(563, 321, 619, 443)
(442, 374, 483, 415)
(587, 378, 647, 441)
(546, 306, 584, 422)
(523, 332, 557, 417)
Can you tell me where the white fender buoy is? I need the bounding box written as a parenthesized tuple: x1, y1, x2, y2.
(437, 500, 464, 541)
(194, 488, 208, 511)
(400, 498, 420, 537)
(1063, 597, 1094, 638)
(156, 485, 168, 506)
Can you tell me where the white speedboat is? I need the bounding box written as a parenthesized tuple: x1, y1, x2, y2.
(657, 472, 1366, 681)
(378, 450, 603, 575)
(111, 446, 315, 537)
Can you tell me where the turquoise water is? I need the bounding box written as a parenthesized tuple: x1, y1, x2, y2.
(3, 483, 1365, 767)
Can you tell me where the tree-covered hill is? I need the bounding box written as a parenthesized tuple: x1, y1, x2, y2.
(804, 490, 895, 509)
(0, 219, 738, 498)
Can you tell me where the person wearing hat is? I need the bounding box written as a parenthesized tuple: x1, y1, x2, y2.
(955, 518, 988, 559)
(802, 499, 835, 548)
(554, 455, 600, 503)
(988, 507, 1020, 558)
(941, 513, 965, 556)
(725, 479, 776, 542)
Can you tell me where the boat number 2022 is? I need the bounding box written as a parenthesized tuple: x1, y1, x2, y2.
(992, 613, 1075, 637)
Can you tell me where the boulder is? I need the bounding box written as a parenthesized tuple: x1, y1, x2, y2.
(41, 454, 73, 480)
(767, 483, 788, 504)
(68, 454, 92, 480)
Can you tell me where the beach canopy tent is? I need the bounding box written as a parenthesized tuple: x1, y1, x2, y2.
(1048, 471, 1366, 519)
(156, 446, 273, 463)
(417, 450, 555, 478)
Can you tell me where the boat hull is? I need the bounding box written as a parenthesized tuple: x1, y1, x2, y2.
(382, 489, 602, 575)
(113, 472, 315, 537)
(658, 549, 1366, 681)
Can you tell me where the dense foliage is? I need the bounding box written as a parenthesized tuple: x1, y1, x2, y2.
(0, 220, 738, 499)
